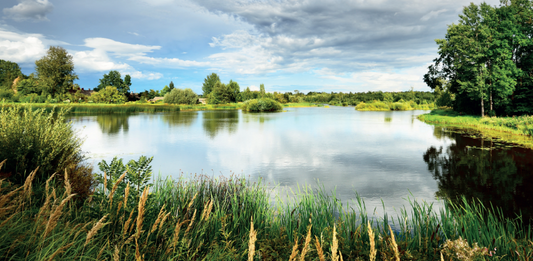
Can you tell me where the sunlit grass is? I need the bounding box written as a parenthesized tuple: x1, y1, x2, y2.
(1, 161, 531, 260)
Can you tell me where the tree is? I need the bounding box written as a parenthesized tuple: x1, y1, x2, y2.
(95, 70, 130, 95)
(35, 46, 78, 97)
(164, 88, 198, 105)
(0, 60, 24, 89)
(209, 82, 233, 104)
(169, 81, 175, 90)
(160, 85, 171, 96)
(202, 73, 220, 96)
(227, 80, 240, 102)
(260, 84, 266, 97)
(90, 86, 127, 104)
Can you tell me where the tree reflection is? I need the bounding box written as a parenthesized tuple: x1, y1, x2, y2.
(423, 129, 533, 220)
(161, 112, 198, 127)
(96, 114, 130, 134)
(202, 111, 239, 138)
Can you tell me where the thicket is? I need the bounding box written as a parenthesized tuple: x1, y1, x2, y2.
(0, 105, 93, 198)
(242, 98, 283, 112)
(356, 100, 436, 111)
(425, 1, 533, 116)
(164, 88, 198, 105)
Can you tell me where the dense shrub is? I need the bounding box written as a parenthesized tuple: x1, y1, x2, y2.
(242, 98, 283, 112)
(390, 102, 412, 111)
(0, 105, 93, 198)
(164, 88, 198, 105)
(355, 101, 390, 111)
(90, 86, 127, 104)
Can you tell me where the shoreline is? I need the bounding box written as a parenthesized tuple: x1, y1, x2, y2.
(418, 109, 533, 148)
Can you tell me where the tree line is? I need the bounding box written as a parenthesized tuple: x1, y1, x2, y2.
(425, 0, 533, 116)
(0, 46, 437, 106)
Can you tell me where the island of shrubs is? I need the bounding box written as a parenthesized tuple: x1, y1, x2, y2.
(241, 98, 283, 112)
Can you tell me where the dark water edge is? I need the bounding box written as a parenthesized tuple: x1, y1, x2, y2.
(425, 126, 533, 222)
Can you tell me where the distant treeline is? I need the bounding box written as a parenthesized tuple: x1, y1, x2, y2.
(425, 1, 533, 116)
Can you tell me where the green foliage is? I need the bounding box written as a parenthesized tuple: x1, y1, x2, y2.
(164, 88, 198, 105)
(95, 70, 130, 94)
(259, 83, 265, 97)
(169, 81, 175, 90)
(95, 156, 153, 203)
(16, 75, 41, 95)
(355, 101, 390, 111)
(0, 59, 24, 89)
(202, 73, 220, 96)
(425, 1, 532, 116)
(208, 82, 234, 104)
(90, 86, 127, 104)
(242, 98, 283, 112)
(160, 85, 171, 96)
(0, 105, 92, 193)
(35, 46, 78, 97)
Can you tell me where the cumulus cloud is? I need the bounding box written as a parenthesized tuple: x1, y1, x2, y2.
(0, 28, 47, 63)
(83, 38, 161, 57)
(3, 0, 53, 22)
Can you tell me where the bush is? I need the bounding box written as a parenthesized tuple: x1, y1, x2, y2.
(90, 86, 127, 104)
(242, 98, 283, 112)
(355, 101, 390, 111)
(390, 102, 412, 111)
(164, 88, 198, 105)
(0, 105, 93, 198)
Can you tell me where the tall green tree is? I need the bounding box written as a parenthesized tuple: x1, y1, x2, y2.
(95, 70, 130, 94)
(227, 80, 240, 102)
(209, 82, 233, 104)
(0, 60, 24, 89)
(35, 46, 78, 97)
(169, 81, 175, 90)
(202, 73, 220, 96)
(260, 84, 266, 97)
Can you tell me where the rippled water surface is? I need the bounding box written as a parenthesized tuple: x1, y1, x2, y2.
(69, 107, 533, 219)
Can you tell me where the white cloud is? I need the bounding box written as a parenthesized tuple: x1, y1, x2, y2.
(129, 56, 211, 68)
(0, 28, 47, 63)
(72, 49, 132, 72)
(420, 9, 448, 21)
(83, 38, 160, 57)
(3, 0, 53, 22)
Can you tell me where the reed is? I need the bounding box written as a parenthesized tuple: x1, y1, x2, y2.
(1, 166, 532, 260)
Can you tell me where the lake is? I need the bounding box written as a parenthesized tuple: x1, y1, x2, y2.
(69, 106, 533, 220)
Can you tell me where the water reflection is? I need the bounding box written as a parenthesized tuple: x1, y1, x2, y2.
(96, 114, 130, 134)
(161, 112, 198, 127)
(423, 128, 533, 220)
(202, 111, 239, 138)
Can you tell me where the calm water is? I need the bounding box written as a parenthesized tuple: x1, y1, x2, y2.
(69, 107, 533, 220)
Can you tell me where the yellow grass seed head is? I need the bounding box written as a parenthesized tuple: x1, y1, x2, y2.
(85, 214, 109, 246)
(289, 237, 299, 261)
(368, 221, 377, 261)
(43, 194, 75, 238)
(331, 224, 339, 261)
(389, 225, 400, 261)
(315, 235, 326, 261)
(299, 224, 312, 261)
(109, 170, 127, 206)
(248, 220, 258, 261)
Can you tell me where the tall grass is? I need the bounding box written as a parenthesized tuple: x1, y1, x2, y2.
(356, 101, 436, 111)
(1, 159, 531, 260)
(419, 109, 533, 137)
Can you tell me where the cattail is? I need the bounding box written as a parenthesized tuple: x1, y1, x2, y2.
(389, 225, 400, 261)
(45, 243, 73, 261)
(85, 214, 109, 246)
(368, 221, 376, 261)
(331, 224, 339, 261)
(43, 194, 75, 238)
(288, 237, 299, 261)
(315, 235, 326, 261)
(299, 224, 312, 261)
(109, 170, 127, 206)
(248, 220, 257, 261)
(184, 209, 197, 236)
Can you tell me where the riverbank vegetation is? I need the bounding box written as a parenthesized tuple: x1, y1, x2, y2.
(241, 98, 283, 112)
(355, 100, 436, 111)
(419, 109, 533, 137)
(424, 1, 533, 117)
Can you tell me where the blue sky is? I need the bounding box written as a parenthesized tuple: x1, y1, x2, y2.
(0, 0, 500, 94)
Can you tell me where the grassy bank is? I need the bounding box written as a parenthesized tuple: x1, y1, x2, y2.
(356, 101, 436, 111)
(283, 102, 324, 108)
(1, 159, 531, 260)
(418, 109, 533, 143)
(1, 103, 182, 114)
